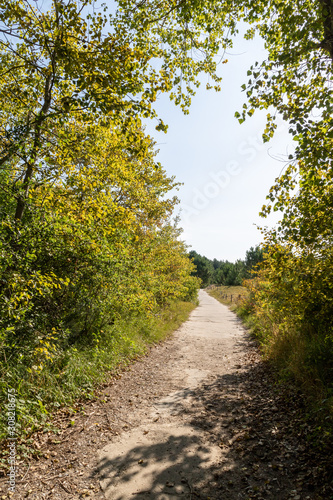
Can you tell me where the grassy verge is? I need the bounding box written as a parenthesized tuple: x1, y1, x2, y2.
(207, 285, 249, 309)
(0, 299, 197, 449)
(207, 285, 333, 450)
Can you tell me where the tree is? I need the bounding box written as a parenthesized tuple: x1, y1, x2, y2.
(189, 251, 214, 287)
(2, 0, 332, 386)
(244, 246, 264, 278)
(114, 0, 332, 244)
(4, 1, 330, 230)
(0, 115, 199, 363)
(0, 0, 147, 220)
(189, 250, 261, 287)
(0, 0, 229, 222)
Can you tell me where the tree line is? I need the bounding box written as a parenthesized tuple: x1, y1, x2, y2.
(189, 246, 264, 287)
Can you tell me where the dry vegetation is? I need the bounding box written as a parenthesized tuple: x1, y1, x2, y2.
(207, 285, 249, 308)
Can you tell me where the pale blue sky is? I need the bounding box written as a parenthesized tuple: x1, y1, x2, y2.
(145, 32, 294, 261)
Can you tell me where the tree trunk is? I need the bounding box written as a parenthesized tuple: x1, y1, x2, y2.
(320, 0, 333, 60)
(14, 73, 53, 221)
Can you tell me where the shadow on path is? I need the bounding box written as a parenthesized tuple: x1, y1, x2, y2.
(94, 346, 333, 500)
(97, 429, 215, 499)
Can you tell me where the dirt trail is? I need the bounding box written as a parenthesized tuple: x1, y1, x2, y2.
(98, 290, 247, 499)
(6, 291, 332, 499)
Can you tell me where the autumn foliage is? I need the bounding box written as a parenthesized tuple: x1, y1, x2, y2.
(0, 0, 206, 438)
(1, 0, 333, 440)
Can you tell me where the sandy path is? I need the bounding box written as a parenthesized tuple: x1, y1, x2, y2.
(97, 290, 247, 499)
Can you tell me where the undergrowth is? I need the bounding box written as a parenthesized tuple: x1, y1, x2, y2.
(0, 299, 197, 445)
(207, 285, 333, 449)
(207, 285, 248, 308)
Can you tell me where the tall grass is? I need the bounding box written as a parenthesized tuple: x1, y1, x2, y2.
(207, 285, 249, 309)
(0, 300, 197, 444)
(207, 285, 333, 446)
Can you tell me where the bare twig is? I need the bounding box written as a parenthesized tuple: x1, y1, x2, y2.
(18, 462, 31, 483)
(58, 480, 72, 494)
